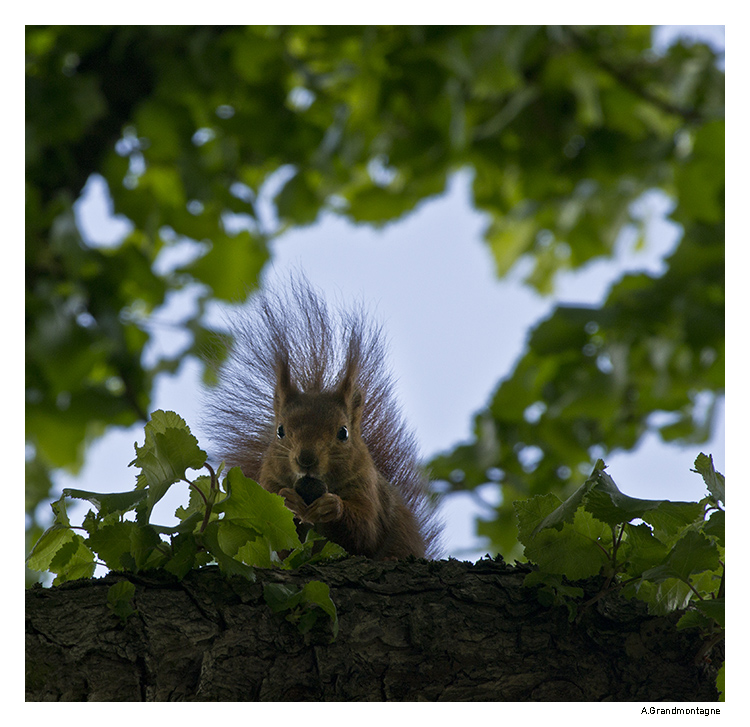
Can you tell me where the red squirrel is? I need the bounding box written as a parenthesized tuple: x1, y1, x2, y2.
(206, 277, 439, 559)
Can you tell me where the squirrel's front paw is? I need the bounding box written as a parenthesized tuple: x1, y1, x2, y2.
(278, 487, 308, 519)
(305, 492, 343, 523)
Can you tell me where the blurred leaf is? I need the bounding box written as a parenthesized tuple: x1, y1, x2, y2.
(674, 121, 724, 224)
(274, 170, 322, 225)
(184, 230, 269, 301)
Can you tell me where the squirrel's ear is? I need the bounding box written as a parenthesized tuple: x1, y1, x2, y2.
(349, 387, 364, 426)
(274, 358, 296, 412)
(338, 366, 364, 424)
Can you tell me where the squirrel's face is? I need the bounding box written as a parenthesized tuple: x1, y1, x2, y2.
(274, 390, 356, 479)
(262, 386, 377, 501)
(260, 358, 376, 497)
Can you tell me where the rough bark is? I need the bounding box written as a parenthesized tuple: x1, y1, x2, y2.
(25, 557, 720, 701)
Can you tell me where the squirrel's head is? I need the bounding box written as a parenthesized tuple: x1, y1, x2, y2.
(266, 356, 371, 493)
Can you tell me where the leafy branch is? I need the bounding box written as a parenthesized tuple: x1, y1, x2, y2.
(515, 453, 725, 697)
(563, 26, 707, 123)
(26, 410, 344, 638)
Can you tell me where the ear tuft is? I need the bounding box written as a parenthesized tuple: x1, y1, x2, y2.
(337, 362, 364, 426)
(274, 357, 297, 413)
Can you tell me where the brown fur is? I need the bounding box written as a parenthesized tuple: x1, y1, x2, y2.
(204, 277, 439, 559)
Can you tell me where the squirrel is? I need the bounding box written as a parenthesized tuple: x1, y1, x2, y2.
(205, 276, 439, 560)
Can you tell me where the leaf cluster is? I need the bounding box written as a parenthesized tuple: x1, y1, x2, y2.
(515, 453, 724, 686)
(431, 209, 723, 557)
(26, 410, 344, 635)
(264, 581, 339, 642)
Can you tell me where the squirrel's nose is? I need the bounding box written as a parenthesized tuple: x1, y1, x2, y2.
(296, 449, 318, 471)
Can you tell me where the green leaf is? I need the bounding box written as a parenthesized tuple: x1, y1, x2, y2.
(675, 531, 722, 578)
(693, 598, 725, 628)
(640, 501, 706, 539)
(49, 535, 96, 583)
(522, 570, 584, 619)
(221, 467, 301, 552)
(620, 523, 669, 577)
(154, 511, 203, 536)
(675, 609, 713, 631)
(26, 524, 76, 573)
(530, 483, 594, 535)
(692, 453, 725, 504)
(629, 577, 694, 616)
(522, 570, 581, 598)
(522, 507, 609, 580)
(642, 531, 720, 584)
(87, 522, 139, 570)
(584, 483, 660, 527)
(129, 524, 165, 571)
(107, 580, 137, 624)
(201, 520, 256, 581)
(214, 519, 256, 555)
(49, 495, 70, 527)
(703, 509, 725, 547)
(298, 581, 339, 638)
(236, 536, 275, 569)
(585, 465, 702, 530)
(528, 460, 640, 537)
(281, 532, 348, 569)
(263, 580, 339, 640)
(174, 475, 215, 524)
(316, 540, 349, 561)
(516, 493, 564, 543)
(129, 410, 206, 515)
(62, 488, 148, 517)
(163, 534, 199, 580)
(263, 583, 301, 612)
(513, 493, 560, 545)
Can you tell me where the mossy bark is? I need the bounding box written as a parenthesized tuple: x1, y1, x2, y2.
(25, 558, 721, 701)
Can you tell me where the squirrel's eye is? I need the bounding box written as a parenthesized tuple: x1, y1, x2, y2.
(336, 425, 349, 442)
(277, 424, 285, 439)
